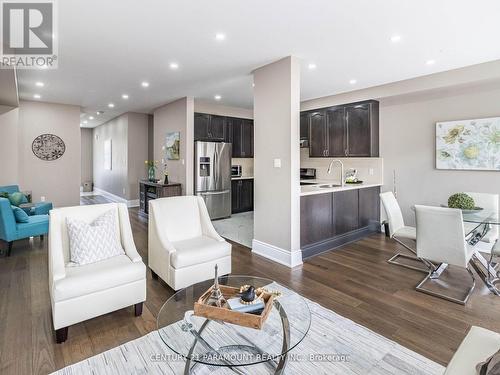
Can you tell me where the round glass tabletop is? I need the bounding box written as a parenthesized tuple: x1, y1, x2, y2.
(462, 209, 499, 225)
(156, 276, 311, 368)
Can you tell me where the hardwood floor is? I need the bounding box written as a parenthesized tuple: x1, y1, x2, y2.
(1, 205, 499, 374)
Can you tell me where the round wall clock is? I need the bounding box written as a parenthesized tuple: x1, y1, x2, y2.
(32, 134, 66, 161)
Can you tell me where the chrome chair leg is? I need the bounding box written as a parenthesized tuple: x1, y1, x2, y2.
(387, 237, 431, 273)
(416, 265, 476, 305)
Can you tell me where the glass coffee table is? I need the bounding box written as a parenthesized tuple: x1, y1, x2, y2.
(157, 276, 311, 374)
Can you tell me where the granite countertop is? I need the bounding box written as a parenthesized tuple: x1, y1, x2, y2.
(300, 179, 382, 196)
(231, 176, 254, 180)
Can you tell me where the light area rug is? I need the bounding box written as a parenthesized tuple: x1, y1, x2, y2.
(212, 212, 253, 248)
(51, 284, 445, 375)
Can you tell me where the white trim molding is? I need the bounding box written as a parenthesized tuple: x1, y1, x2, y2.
(251, 239, 303, 268)
(92, 188, 139, 208)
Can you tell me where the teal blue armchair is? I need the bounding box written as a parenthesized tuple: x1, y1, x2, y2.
(0, 184, 53, 215)
(0, 198, 49, 256)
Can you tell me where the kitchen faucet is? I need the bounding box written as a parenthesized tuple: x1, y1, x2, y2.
(327, 159, 344, 187)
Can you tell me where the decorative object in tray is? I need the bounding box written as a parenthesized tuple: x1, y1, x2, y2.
(193, 265, 282, 329)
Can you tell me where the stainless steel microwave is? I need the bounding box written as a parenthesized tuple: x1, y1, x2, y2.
(231, 165, 242, 177)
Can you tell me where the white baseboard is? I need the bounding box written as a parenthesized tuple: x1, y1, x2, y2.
(92, 188, 139, 208)
(251, 239, 303, 268)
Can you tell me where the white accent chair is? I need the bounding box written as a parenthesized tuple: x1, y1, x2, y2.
(415, 205, 475, 304)
(464, 192, 499, 244)
(49, 203, 146, 343)
(380, 192, 426, 271)
(148, 196, 231, 291)
(445, 326, 500, 375)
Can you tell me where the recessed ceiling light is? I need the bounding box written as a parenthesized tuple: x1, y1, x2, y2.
(96, 111, 103, 115)
(35, 81, 44, 87)
(141, 81, 149, 87)
(390, 35, 402, 43)
(108, 103, 115, 108)
(33, 94, 41, 99)
(252, 83, 255, 87)
(122, 94, 129, 99)
(83, 120, 88, 124)
(426, 59, 436, 65)
(308, 63, 317, 70)
(349, 79, 357, 85)
(215, 33, 226, 41)
(169, 62, 179, 70)
(89, 116, 94, 120)
(214, 95, 222, 101)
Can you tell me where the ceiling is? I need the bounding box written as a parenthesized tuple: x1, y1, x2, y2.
(16, 0, 500, 127)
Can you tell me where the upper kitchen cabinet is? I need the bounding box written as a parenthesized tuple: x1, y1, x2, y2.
(308, 111, 327, 157)
(305, 100, 379, 157)
(300, 113, 309, 148)
(194, 113, 227, 141)
(345, 101, 379, 157)
(231, 118, 253, 158)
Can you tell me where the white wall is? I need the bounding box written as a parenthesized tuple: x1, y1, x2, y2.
(153, 97, 194, 195)
(194, 100, 253, 119)
(0, 108, 19, 185)
(80, 128, 93, 185)
(380, 88, 500, 225)
(127, 112, 149, 200)
(18, 101, 81, 207)
(253, 56, 302, 267)
(93, 112, 148, 201)
(93, 114, 128, 199)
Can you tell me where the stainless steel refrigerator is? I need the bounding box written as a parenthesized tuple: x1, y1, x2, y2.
(194, 141, 232, 220)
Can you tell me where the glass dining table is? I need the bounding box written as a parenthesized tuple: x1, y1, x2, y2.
(462, 208, 500, 295)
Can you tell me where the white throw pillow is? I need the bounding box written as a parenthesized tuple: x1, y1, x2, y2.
(66, 209, 125, 266)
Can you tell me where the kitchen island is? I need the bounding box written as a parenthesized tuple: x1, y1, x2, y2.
(300, 180, 381, 259)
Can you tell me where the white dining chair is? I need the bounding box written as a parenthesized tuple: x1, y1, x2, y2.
(380, 192, 429, 272)
(414, 205, 476, 305)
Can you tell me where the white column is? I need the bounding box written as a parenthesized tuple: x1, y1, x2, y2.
(252, 56, 302, 268)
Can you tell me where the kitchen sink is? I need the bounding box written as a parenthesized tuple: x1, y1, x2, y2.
(318, 184, 342, 188)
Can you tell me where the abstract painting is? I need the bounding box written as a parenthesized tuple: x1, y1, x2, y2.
(165, 132, 180, 160)
(436, 117, 500, 171)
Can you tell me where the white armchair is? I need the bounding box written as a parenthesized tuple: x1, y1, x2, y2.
(49, 203, 146, 343)
(148, 196, 231, 291)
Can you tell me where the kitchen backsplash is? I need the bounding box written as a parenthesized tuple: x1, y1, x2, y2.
(232, 158, 254, 177)
(300, 148, 383, 184)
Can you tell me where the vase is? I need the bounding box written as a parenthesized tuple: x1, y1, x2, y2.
(148, 166, 156, 182)
(163, 175, 169, 185)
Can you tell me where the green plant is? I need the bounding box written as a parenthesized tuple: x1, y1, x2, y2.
(448, 193, 475, 210)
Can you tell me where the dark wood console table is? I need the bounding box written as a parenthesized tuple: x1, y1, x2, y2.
(139, 180, 182, 218)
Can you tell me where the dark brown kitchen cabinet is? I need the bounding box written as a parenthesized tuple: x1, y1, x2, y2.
(300, 186, 381, 258)
(300, 113, 309, 147)
(231, 179, 253, 213)
(300, 192, 334, 246)
(358, 186, 381, 229)
(194, 113, 227, 141)
(305, 100, 379, 157)
(332, 189, 359, 236)
(231, 118, 253, 158)
(345, 103, 379, 157)
(308, 111, 327, 157)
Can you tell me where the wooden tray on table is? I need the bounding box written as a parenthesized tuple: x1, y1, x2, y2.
(193, 285, 274, 330)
